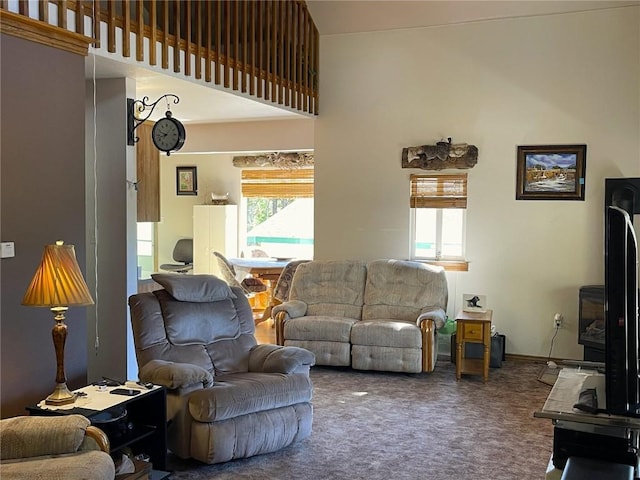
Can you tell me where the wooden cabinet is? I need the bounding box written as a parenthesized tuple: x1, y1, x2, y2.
(193, 205, 238, 274)
(136, 123, 160, 222)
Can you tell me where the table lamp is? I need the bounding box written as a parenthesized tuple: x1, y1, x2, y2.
(22, 241, 94, 405)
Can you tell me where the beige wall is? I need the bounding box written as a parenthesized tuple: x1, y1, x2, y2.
(183, 118, 314, 154)
(157, 153, 241, 268)
(314, 7, 640, 358)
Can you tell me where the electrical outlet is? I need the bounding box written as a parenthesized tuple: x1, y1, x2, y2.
(553, 313, 563, 329)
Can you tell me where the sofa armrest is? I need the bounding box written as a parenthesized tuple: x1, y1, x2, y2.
(416, 307, 446, 329)
(0, 415, 92, 460)
(82, 426, 110, 453)
(139, 359, 214, 389)
(248, 344, 316, 374)
(271, 300, 308, 319)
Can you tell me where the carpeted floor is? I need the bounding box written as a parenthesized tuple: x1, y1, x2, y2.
(166, 358, 554, 480)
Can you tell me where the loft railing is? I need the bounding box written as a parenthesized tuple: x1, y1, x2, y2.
(0, 0, 319, 115)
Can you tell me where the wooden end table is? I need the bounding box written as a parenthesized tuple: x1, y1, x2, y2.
(455, 309, 493, 382)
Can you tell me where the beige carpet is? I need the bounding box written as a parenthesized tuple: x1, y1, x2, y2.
(166, 359, 554, 480)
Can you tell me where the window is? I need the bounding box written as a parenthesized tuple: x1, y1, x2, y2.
(136, 222, 156, 279)
(410, 174, 467, 266)
(240, 169, 314, 259)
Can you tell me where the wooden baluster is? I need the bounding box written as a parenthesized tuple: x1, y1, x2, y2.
(149, 0, 157, 65)
(184, 0, 191, 77)
(107, 0, 116, 52)
(18, 0, 28, 16)
(135, 0, 143, 61)
(205, 0, 212, 82)
(173, 0, 180, 72)
(92, 0, 101, 49)
(214, 0, 221, 85)
(302, 4, 308, 112)
(313, 27, 319, 114)
(223, 1, 230, 87)
(291, 1, 298, 110)
(122, 0, 130, 57)
(195, 0, 202, 79)
(270, 0, 277, 102)
(59, 0, 67, 30)
(75, 0, 84, 35)
(232, 0, 238, 91)
(39, 0, 48, 24)
(278, 0, 284, 104)
(297, 1, 303, 110)
(241, 0, 248, 93)
(256, 0, 263, 99)
(249, 0, 256, 96)
(284, 0, 291, 107)
(264, 1, 270, 101)
(161, 0, 169, 69)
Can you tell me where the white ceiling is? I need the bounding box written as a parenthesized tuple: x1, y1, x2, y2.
(87, 1, 638, 124)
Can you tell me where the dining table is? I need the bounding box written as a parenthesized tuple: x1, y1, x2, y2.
(229, 257, 291, 283)
(228, 258, 293, 323)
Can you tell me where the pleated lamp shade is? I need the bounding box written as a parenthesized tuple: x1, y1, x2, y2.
(22, 241, 94, 307)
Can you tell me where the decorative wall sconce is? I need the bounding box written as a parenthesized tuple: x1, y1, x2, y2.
(127, 94, 186, 156)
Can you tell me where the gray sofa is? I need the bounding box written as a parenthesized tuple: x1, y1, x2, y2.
(273, 259, 448, 373)
(128, 274, 315, 464)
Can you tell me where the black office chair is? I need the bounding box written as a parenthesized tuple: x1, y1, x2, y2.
(159, 238, 193, 273)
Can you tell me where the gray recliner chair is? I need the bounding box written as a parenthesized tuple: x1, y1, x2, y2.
(128, 273, 315, 464)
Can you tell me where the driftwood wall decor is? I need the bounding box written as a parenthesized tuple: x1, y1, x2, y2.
(233, 152, 314, 169)
(402, 139, 478, 170)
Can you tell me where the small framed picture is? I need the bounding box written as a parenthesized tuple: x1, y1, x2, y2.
(463, 294, 487, 313)
(176, 166, 197, 196)
(516, 145, 586, 200)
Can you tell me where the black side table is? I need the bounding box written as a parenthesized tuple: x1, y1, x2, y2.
(27, 384, 168, 472)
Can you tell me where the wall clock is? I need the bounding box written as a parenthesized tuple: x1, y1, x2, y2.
(152, 111, 186, 155)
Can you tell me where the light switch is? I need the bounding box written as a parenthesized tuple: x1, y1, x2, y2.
(1, 242, 15, 258)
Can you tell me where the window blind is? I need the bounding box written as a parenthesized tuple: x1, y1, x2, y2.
(410, 174, 467, 209)
(241, 169, 314, 198)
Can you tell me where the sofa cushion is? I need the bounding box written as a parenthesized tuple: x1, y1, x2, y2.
(289, 260, 366, 319)
(0, 451, 115, 480)
(285, 340, 351, 366)
(351, 320, 422, 348)
(152, 274, 236, 303)
(284, 316, 358, 343)
(363, 260, 447, 322)
(352, 345, 422, 373)
(187, 372, 313, 422)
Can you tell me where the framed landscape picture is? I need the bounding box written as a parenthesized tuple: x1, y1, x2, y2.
(176, 166, 197, 195)
(516, 145, 586, 200)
